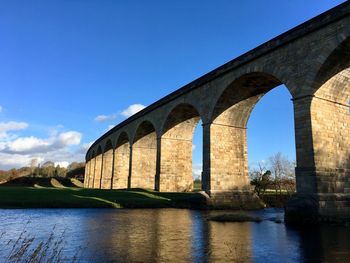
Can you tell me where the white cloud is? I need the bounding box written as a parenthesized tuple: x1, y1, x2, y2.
(0, 143, 87, 170)
(54, 161, 69, 168)
(58, 131, 81, 146)
(0, 147, 87, 170)
(7, 137, 50, 153)
(0, 153, 34, 168)
(0, 120, 86, 170)
(121, 104, 145, 118)
(94, 114, 116, 122)
(0, 121, 28, 133)
(83, 141, 93, 150)
(192, 163, 202, 180)
(1, 130, 81, 155)
(0, 106, 2, 112)
(94, 104, 146, 126)
(77, 141, 94, 154)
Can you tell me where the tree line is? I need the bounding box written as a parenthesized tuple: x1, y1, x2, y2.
(249, 152, 296, 197)
(0, 160, 86, 183)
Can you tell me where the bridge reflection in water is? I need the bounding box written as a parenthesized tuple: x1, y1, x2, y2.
(1, 208, 348, 262)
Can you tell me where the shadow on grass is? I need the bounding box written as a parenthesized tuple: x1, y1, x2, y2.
(1, 176, 82, 188)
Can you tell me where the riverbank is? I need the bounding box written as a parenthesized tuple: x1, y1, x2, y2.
(260, 192, 291, 208)
(0, 186, 207, 209)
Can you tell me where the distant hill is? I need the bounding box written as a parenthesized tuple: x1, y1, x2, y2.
(0, 176, 83, 188)
(0, 167, 32, 184)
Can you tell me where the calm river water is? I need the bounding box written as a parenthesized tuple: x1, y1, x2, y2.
(0, 208, 349, 262)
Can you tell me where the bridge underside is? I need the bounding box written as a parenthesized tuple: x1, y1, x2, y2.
(84, 2, 350, 224)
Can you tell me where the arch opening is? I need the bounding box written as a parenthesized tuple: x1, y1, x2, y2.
(160, 103, 201, 192)
(113, 132, 130, 189)
(131, 121, 157, 189)
(247, 86, 296, 197)
(192, 120, 203, 191)
(209, 72, 295, 194)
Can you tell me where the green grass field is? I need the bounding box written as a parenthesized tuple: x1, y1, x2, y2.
(0, 176, 293, 209)
(0, 186, 207, 209)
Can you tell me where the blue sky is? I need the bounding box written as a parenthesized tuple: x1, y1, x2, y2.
(0, 0, 345, 171)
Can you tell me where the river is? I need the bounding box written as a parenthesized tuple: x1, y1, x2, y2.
(0, 208, 349, 262)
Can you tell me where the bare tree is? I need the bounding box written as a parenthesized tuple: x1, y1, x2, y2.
(268, 152, 295, 195)
(249, 162, 271, 196)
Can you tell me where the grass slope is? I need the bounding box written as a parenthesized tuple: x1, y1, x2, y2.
(0, 186, 207, 209)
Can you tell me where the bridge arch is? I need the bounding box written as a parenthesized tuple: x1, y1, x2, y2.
(204, 72, 293, 194)
(211, 72, 287, 124)
(83, 3, 350, 222)
(113, 132, 130, 189)
(312, 35, 350, 92)
(131, 120, 157, 189)
(101, 139, 114, 189)
(159, 103, 202, 191)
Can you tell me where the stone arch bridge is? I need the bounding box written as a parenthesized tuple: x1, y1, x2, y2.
(85, 2, 350, 222)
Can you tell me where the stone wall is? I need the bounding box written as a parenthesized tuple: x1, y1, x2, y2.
(131, 121, 157, 189)
(101, 148, 113, 189)
(159, 104, 199, 192)
(113, 136, 129, 189)
(93, 154, 102, 189)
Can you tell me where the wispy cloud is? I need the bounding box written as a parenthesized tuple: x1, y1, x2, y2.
(121, 104, 145, 118)
(94, 104, 146, 125)
(0, 121, 28, 133)
(0, 105, 2, 113)
(94, 114, 116, 122)
(107, 124, 114, 131)
(0, 121, 28, 140)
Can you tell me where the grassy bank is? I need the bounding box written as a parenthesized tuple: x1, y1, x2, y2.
(0, 177, 292, 209)
(0, 186, 207, 209)
(260, 191, 292, 208)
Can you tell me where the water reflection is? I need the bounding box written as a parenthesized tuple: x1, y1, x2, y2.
(77, 209, 195, 262)
(0, 208, 349, 262)
(298, 224, 350, 263)
(208, 221, 252, 262)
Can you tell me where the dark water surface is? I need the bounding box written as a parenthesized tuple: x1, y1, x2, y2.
(0, 208, 349, 262)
